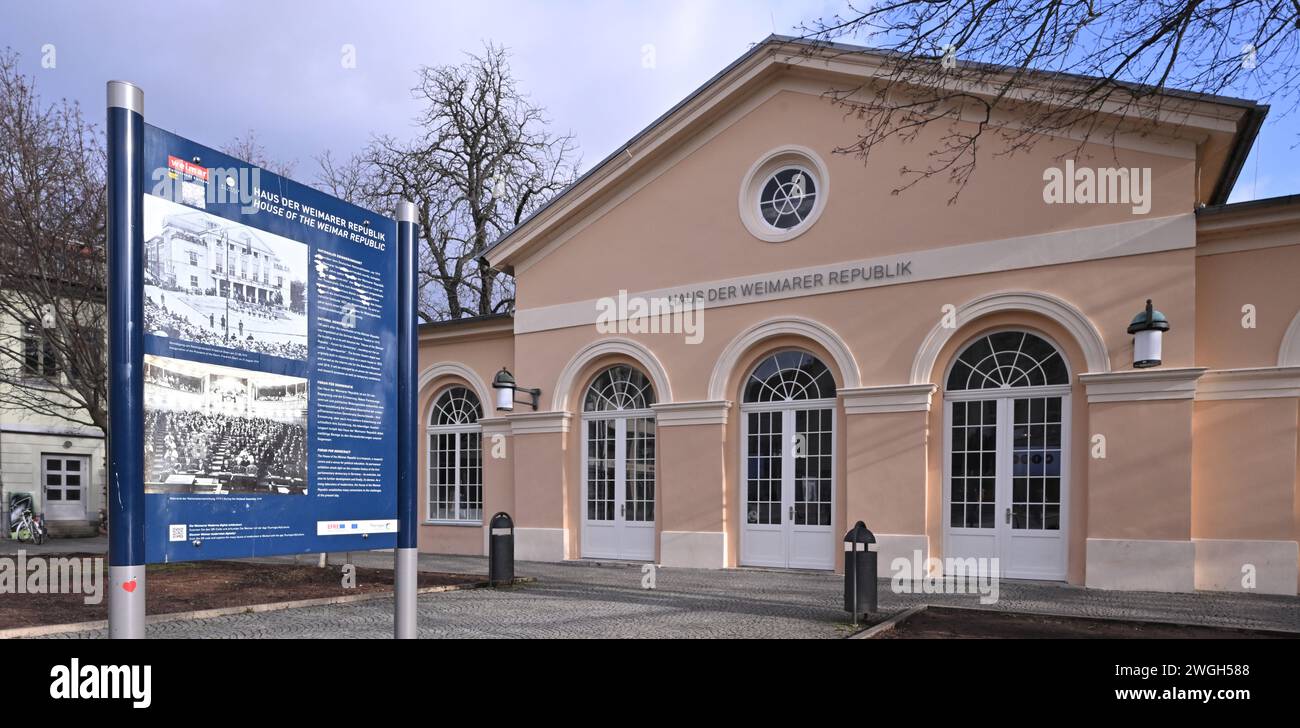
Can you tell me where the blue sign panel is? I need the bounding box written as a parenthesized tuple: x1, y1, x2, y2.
(140, 125, 397, 562)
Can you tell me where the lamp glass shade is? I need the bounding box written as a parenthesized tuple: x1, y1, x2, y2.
(1133, 329, 1163, 368)
(495, 386, 514, 411)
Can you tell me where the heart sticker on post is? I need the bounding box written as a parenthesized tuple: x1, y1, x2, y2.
(122, 578, 137, 593)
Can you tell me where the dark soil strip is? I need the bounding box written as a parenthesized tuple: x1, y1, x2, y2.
(0, 553, 480, 629)
(876, 606, 1296, 639)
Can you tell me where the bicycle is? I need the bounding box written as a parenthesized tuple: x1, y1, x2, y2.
(9, 496, 47, 545)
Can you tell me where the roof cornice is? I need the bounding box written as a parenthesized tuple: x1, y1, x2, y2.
(418, 314, 514, 343)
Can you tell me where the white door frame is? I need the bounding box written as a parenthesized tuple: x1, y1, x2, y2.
(580, 408, 656, 561)
(941, 384, 1071, 580)
(738, 397, 837, 570)
(41, 453, 89, 522)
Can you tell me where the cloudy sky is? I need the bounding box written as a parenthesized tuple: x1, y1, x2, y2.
(1, 0, 1293, 202)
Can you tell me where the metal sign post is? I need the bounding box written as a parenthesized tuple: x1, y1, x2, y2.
(394, 201, 419, 639)
(106, 80, 147, 639)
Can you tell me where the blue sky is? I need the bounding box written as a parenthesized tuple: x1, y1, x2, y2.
(1, 0, 1293, 202)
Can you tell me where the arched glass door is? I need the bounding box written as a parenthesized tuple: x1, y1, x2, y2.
(740, 350, 836, 569)
(581, 365, 656, 561)
(944, 330, 1071, 580)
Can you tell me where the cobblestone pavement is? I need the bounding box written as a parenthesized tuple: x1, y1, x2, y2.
(44, 551, 1300, 638)
(0, 535, 106, 556)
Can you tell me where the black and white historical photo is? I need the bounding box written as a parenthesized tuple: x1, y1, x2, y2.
(143, 194, 309, 360)
(144, 354, 308, 495)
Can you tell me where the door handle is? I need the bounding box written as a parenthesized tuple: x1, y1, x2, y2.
(788, 505, 794, 520)
(620, 503, 625, 518)
(1005, 507, 1011, 524)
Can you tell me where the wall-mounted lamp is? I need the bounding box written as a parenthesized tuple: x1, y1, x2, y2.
(1127, 299, 1170, 369)
(492, 367, 541, 412)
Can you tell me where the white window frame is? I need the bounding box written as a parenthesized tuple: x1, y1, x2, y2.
(426, 387, 483, 526)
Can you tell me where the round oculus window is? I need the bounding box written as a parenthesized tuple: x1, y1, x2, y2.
(758, 167, 817, 231)
(738, 147, 829, 242)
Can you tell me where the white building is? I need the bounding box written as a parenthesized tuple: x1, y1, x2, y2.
(0, 314, 104, 538)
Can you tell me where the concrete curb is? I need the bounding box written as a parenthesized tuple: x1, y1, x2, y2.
(0, 577, 534, 639)
(849, 605, 927, 639)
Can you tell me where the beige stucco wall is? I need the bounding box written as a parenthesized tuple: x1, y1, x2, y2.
(1193, 398, 1297, 541)
(1195, 244, 1300, 369)
(512, 431, 566, 530)
(515, 85, 1195, 311)
(657, 423, 727, 535)
(1088, 399, 1195, 541)
(1191, 239, 1300, 591)
(844, 410, 928, 537)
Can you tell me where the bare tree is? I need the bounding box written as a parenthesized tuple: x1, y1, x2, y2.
(318, 44, 579, 321)
(799, 1, 1295, 202)
(0, 49, 107, 430)
(222, 128, 297, 178)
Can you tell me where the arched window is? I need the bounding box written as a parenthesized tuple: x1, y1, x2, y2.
(431, 385, 482, 424)
(582, 365, 655, 412)
(942, 330, 1071, 580)
(743, 350, 837, 403)
(946, 331, 1068, 391)
(427, 386, 482, 523)
(739, 350, 837, 569)
(580, 365, 656, 561)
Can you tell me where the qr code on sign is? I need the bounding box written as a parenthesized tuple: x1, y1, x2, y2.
(168, 524, 187, 542)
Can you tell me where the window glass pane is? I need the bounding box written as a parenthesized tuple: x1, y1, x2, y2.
(759, 168, 817, 230)
(430, 387, 481, 426)
(948, 332, 1067, 390)
(583, 366, 655, 411)
(742, 351, 835, 403)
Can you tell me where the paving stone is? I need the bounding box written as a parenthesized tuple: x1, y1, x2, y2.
(44, 552, 1300, 639)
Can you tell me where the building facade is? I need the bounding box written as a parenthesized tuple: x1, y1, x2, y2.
(416, 37, 1300, 595)
(0, 314, 104, 538)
